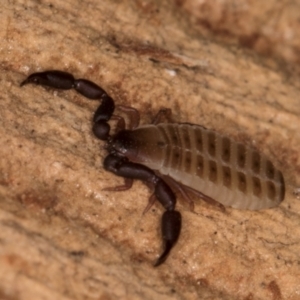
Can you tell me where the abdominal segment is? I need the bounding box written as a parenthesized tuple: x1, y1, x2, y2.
(135, 123, 284, 210)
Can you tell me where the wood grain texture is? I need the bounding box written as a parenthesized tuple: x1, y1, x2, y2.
(1, 0, 300, 299)
(176, 0, 300, 67)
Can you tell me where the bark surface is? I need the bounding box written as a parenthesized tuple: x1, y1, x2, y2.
(1, 1, 300, 299)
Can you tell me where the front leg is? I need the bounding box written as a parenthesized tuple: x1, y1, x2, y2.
(103, 154, 182, 266)
(103, 177, 133, 192)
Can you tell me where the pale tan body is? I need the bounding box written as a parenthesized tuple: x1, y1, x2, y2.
(128, 123, 284, 210)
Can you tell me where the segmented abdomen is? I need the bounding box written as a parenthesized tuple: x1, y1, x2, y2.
(140, 123, 284, 210)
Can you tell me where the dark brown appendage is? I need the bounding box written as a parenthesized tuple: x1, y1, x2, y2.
(21, 70, 182, 267)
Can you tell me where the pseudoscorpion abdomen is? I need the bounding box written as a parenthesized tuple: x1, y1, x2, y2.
(140, 123, 284, 210)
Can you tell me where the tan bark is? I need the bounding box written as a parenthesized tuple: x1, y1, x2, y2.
(1, 0, 300, 299)
(178, 0, 300, 67)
